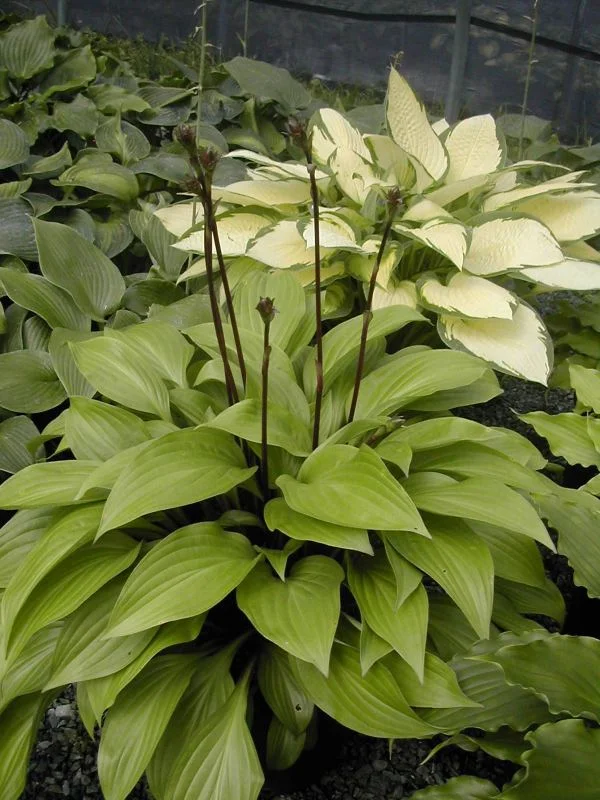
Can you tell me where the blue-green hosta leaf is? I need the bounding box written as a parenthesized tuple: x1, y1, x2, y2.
(0, 16, 55, 79)
(84, 616, 204, 724)
(237, 556, 343, 675)
(264, 497, 373, 554)
(0, 120, 29, 170)
(65, 397, 151, 461)
(6, 532, 139, 661)
(386, 67, 447, 181)
(33, 219, 125, 321)
(0, 508, 54, 589)
(208, 399, 312, 456)
(94, 213, 134, 259)
(277, 445, 428, 535)
(0, 199, 37, 260)
(258, 644, 314, 735)
(410, 776, 499, 799)
(137, 214, 188, 281)
(0, 179, 32, 198)
(24, 144, 70, 180)
(0, 692, 52, 800)
(0, 416, 38, 475)
(224, 56, 311, 109)
(0, 350, 66, 413)
(438, 302, 553, 385)
(0, 625, 61, 714)
(38, 45, 96, 97)
(534, 491, 600, 597)
(479, 634, 600, 721)
(520, 411, 600, 468)
(387, 516, 494, 640)
(55, 157, 139, 202)
(98, 654, 197, 800)
(105, 523, 259, 636)
(99, 429, 254, 535)
(162, 671, 264, 800)
(500, 720, 600, 800)
(95, 114, 151, 165)
(1, 504, 104, 644)
(352, 350, 489, 419)
(70, 335, 170, 420)
(403, 475, 554, 549)
(347, 550, 427, 679)
(48, 328, 97, 398)
(292, 642, 439, 738)
(0, 462, 102, 509)
(0, 268, 90, 331)
(45, 579, 156, 689)
(466, 521, 546, 588)
(385, 650, 481, 710)
(52, 94, 100, 137)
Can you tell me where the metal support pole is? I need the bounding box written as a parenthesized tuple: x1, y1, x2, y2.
(57, 0, 68, 27)
(445, 0, 472, 123)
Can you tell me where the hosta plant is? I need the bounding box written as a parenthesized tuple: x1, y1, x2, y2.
(159, 66, 600, 387)
(0, 139, 598, 797)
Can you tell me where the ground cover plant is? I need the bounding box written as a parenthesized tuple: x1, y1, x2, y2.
(1, 14, 600, 800)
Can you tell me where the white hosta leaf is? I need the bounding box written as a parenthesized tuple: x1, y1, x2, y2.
(402, 198, 453, 223)
(154, 203, 201, 238)
(482, 176, 596, 213)
(386, 68, 447, 181)
(329, 147, 381, 205)
(444, 115, 502, 183)
(463, 218, 563, 276)
(226, 149, 327, 181)
(302, 216, 360, 251)
(310, 108, 371, 164)
(517, 259, 600, 290)
(174, 212, 273, 256)
(364, 134, 416, 189)
(213, 178, 310, 207)
(506, 191, 600, 242)
(419, 273, 517, 320)
(426, 174, 492, 208)
(395, 221, 467, 269)
(246, 220, 337, 269)
(372, 281, 419, 311)
(438, 302, 552, 385)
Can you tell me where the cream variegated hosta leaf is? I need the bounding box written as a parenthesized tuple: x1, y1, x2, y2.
(431, 118, 450, 135)
(438, 301, 553, 384)
(155, 203, 202, 238)
(444, 115, 503, 183)
(372, 281, 419, 311)
(482, 174, 596, 213)
(310, 108, 371, 164)
(463, 217, 563, 276)
(504, 190, 600, 242)
(174, 213, 274, 256)
(419, 272, 517, 319)
(425, 174, 492, 207)
(177, 258, 207, 283)
(246, 220, 315, 268)
(386, 67, 448, 182)
(329, 147, 381, 205)
(402, 198, 454, 223)
(563, 240, 600, 262)
(395, 221, 467, 269)
(225, 150, 328, 182)
(516, 259, 600, 290)
(364, 134, 416, 190)
(301, 214, 361, 251)
(213, 178, 311, 207)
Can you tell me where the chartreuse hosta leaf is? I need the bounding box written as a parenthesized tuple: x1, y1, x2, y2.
(0, 351, 67, 414)
(569, 365, 600, 413)
(104, 523, 259, 636)
(466, 521, 546, 588)
(0, 508, 55, 588)
(0, 268, 90, 331)
(0, 462, 103, 510)
(351, 349, 489, 419)
(98, 429, 254, 535)
(54, 156, 140, 203)
(33, 219, 125, 321)
(438, 302, 553, 385)
(264, 497, 373, 554)
(64, 397, 151, 461)
(0, 692, 54, 800)
(277, 444, 428, 535)
(238, 557, 343, 674)
(266, 717, 305, 771)
(98, 654, 197, 800)
(500, 720, 600, 800)
(0, 625, 61, 714)
(292, 640, 439, 739)
(0, 416, 39, 475)
(410, 776, 499, 799)
(386, 67, 447, 182)
(0, 15, 55, 79)
(258, 644, 314, 735)
(49, 329, 97, 398)
(403, 473, 554, 549)
(347, 550, 427, 679)
(383, 651, 480, 710)
(386, 515, 494, 640)
(520, 411, 600, 468)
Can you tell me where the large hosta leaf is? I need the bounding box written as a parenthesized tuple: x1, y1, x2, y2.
(438, 302, 553, 385)
(237, 556, 343, 675)
(0, 268, 90, 331)
(98, 429, 254, 534)
(501, 720, 600, 800)
(98, 655, 197, 800)
(0, 692, 52, 800)
(444, 115, 502, 183)
(386, 67, 447, 181)
(505, 190, 600, 242)
(0, 462, 101, 510)
(383, 651, 480, 710)
(104, 523, 259, 636)
(387, 516, 494, 640)
(224, 56, 310, 109)
(520, 412, 600, 468)
(258, 644, 314, 735)
(292, 642, 439, 738)
(0, 351, 66, 413)
(419, 273, 517, 320)
(0, 508, 55, 588)
(517, 259, 600, 290)
(55, 157, 139, 202)
(0, 16, 55, 79)
(0, 416, 38, 475)
(0, 625, 60, 714)
(463, 218, 562, 276)
(33, 219, 125, 321)
(276, 445, 428, 534)
(64, 397, 151, 461)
